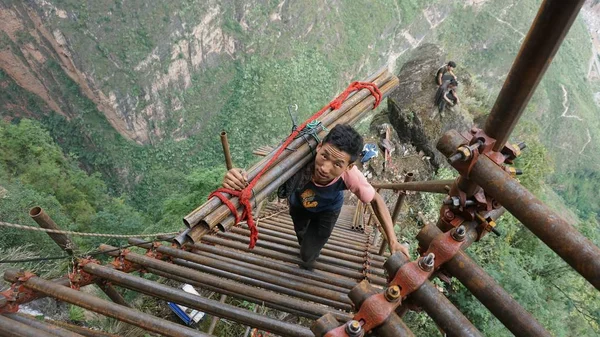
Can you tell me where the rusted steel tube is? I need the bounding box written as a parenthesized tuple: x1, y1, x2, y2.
(384, 254, 484, 337)
(98, 245, 352, 321)
(213, 231, 386, 277)
(391, 173, 414, 224)
(195, 248, 349, 292)
(228, 226, 385, 269)
(46, 319, 120, 337)
(417, 224, 553, 337)
(266, 217, 371, 241)
(127, 240, 352, 307)
(258, 219, 377, 251)
(147, 266, 316, 320)
(220, 131, 234, 170)
(260, 218, 369, 244)
(197, 235, 386, 285)
(29, 206, 77, 254)
(370, 180, 453, 193)
(484, 0, 586, 150)
(95, 280, 130, 308)
(438, 130, 600, 290)
(0, 314, 60, 337)
(209, 77, 401, 232)
(83, 263, 321, 337)
(207, 294, 227, 334)
(173, 258, 353, 311)
(4, 313, 86, 337)
(186, 241, 357, 289)
(348, 281, 415, 337)
(237, 222, 386, 261)
(184, 69, 393, 228)
(3, 270, 206, 337)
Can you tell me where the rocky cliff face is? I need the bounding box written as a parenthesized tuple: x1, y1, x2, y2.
(0, 1, 239, 144)
(0, 0, 469, 145)
(0, 2, 146, 142)
(381, 44, 475, 171)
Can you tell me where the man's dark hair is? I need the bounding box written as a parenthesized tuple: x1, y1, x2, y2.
(322, 124, 363, 163)
(448, 61, 457, 68)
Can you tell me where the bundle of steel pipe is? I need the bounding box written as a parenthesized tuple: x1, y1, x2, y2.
(182, 68, 399, 244)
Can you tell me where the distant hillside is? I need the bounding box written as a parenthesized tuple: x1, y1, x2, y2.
(0, 0, 598, 219)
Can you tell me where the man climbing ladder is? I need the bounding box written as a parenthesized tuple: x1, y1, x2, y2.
(223, 124, 409, 270)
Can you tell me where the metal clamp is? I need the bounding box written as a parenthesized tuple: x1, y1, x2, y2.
(111, 249, 136, 273)
(0, 271, 37, 313)
(69, 258, 99, 290)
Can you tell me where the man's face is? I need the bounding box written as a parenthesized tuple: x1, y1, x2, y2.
(313, 143, 353, 185)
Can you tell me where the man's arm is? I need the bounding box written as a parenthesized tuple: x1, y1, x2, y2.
(370, 193, 409, 257)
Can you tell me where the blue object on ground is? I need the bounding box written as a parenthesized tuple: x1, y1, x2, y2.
(361, 143, 379, 163)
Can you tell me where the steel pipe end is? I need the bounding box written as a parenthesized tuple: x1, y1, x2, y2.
(384, 251, 410, 277)
(348, 280, 376, 308)
(29, 206, 42, 218)
(3, 269, 25, 283)
(311, 313, 340, 337)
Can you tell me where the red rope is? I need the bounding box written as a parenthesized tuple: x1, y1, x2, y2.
(210, 81, 381, 248)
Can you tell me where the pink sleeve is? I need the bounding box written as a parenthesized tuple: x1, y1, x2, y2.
(342, 166, 376, 203)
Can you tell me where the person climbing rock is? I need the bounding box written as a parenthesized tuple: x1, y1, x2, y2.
(223, 124, 409, 270)
(434, 78, 459, 114)
(435, 61, 457, 86)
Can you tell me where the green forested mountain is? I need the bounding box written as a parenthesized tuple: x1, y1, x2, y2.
(0, 0, 599, 335)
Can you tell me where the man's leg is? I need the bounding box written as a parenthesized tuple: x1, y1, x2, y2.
(298, 210, 340, 270)
(289, 206, 311, 245)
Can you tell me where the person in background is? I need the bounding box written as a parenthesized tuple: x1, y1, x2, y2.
(435, 78, 459, 113)
(436, 61, 457, 86)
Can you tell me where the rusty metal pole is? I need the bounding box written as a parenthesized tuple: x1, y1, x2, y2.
(0, 314, 60, 337)
(379, 173, 415, 255)
(450, 0, 587, 198)
(371, 179, 453, 193)
(438, 130, 600, 291)
(3, 270, 208, 337)
(417, 224, 553, 337)
(182, 240, 357, 289)
(347, 281, 415, 337)
(484, 0, 586, 150)
(97, 244, 352, 321)
(95, 279, 130, 308)
(384, 254, 484, 337)
(81, 263, 315, 337)
(29, 207, 128, 307)
(3, 313, 86, 337)
(220, 131, 234, 170)
(207, 294, 227, 334)
(29, 206, 77, 254)
(390, 173, 415, 224)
